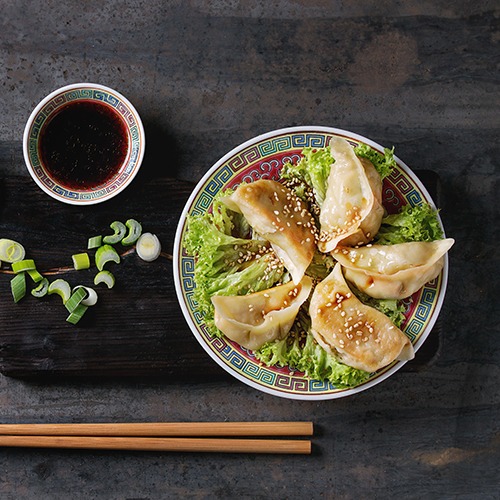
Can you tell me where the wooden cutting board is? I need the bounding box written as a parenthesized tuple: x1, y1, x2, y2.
(0, 172, 441, 379)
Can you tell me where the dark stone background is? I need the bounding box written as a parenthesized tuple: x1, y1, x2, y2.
(0, 1, 498, 498)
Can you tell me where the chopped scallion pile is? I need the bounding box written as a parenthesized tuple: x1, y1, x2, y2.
(2, 217, 161, 326)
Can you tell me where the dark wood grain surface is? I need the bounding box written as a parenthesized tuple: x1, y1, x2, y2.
(0, 171, 440, 379)
(0, 176, 225, 378)
(0, 2, 498, 499)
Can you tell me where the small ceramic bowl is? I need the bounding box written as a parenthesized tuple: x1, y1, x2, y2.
(23, 83, 145, 205)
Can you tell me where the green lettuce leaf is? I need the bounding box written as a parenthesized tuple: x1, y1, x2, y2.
(254, 308, 371, 388)
(185, 194, 284, 336)
(350, 288, 407, 328)
(354, 143, 397, 179)
(281, 147, 333, 207)
(375, 203, 443, 245)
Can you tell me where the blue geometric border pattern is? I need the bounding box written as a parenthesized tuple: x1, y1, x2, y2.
(291, 133, 326, 149)
(388, 169, 423, 206)
(403, 276, 440, 341)
(259, 135, 292, 155)
(309, 379, 336, 392)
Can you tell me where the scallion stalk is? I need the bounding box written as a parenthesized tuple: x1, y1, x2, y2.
(95, 245, 120, 271)
(94, 270, 115, 289)
(72, 252, 90, 270)
(73, 286, 98, 306)
(103, 221, 127, 245)
(31, 278, 49, 298)
(48, 279, 71, 304)
(66, 304, 88, 325)
(11, 259, 36, 273)
(0, 239, 26, 263)
(10, 272, 26, 303)
(65, 287, 88, 313)
(27, 268, 44, 283)
(87, 235, 102, 249)
(122, 219, 142, 246)
(136, 233, 161, 262)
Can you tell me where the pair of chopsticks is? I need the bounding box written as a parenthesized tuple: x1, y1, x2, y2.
(0, 422, 313, 454)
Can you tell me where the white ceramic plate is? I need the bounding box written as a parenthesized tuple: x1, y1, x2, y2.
(173, 126, 449, 400)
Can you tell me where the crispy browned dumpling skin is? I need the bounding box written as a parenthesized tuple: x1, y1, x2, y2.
(310, 264, 414, 372)
(222, 179, 316, 284)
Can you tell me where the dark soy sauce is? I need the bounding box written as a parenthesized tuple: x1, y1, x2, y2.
(39, 100, 129, 190)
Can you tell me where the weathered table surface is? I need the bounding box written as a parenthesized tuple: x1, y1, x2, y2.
(0, 2, 498, 499)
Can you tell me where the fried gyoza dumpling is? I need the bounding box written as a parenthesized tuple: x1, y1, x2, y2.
(333, 238, 454, 299)
(212, 276, 313, 350)
(318, 137, 384, 252)
(222, 179, 316, 284)
(309, 264, 414, 372)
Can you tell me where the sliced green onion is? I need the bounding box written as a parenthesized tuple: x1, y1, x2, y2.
(122, 219, 142, 246)
(66, 304, 88, 325)
(0, 239, 26, 263)
(10, 272, 26, 303)
(11, 259, 36, 273)
(73, 285, 98, 306)
(27, 268, 44, 283)
(65, 287, 88, 312)
(31, 278, 49, 298)
(48, 279, 71, 304)
(94, 270, 115, 289)
(136, 233, 161, 262)
(88, 235, 102, 249)
(72, 252, 90, 270)
(95, 244, 120, 271)
(103, 221, 127, 245)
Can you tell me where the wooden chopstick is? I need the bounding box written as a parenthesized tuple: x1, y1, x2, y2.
(0, 421, 313, 437)
(0, 435, 311, 454)
(0, 422, 313, 454)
